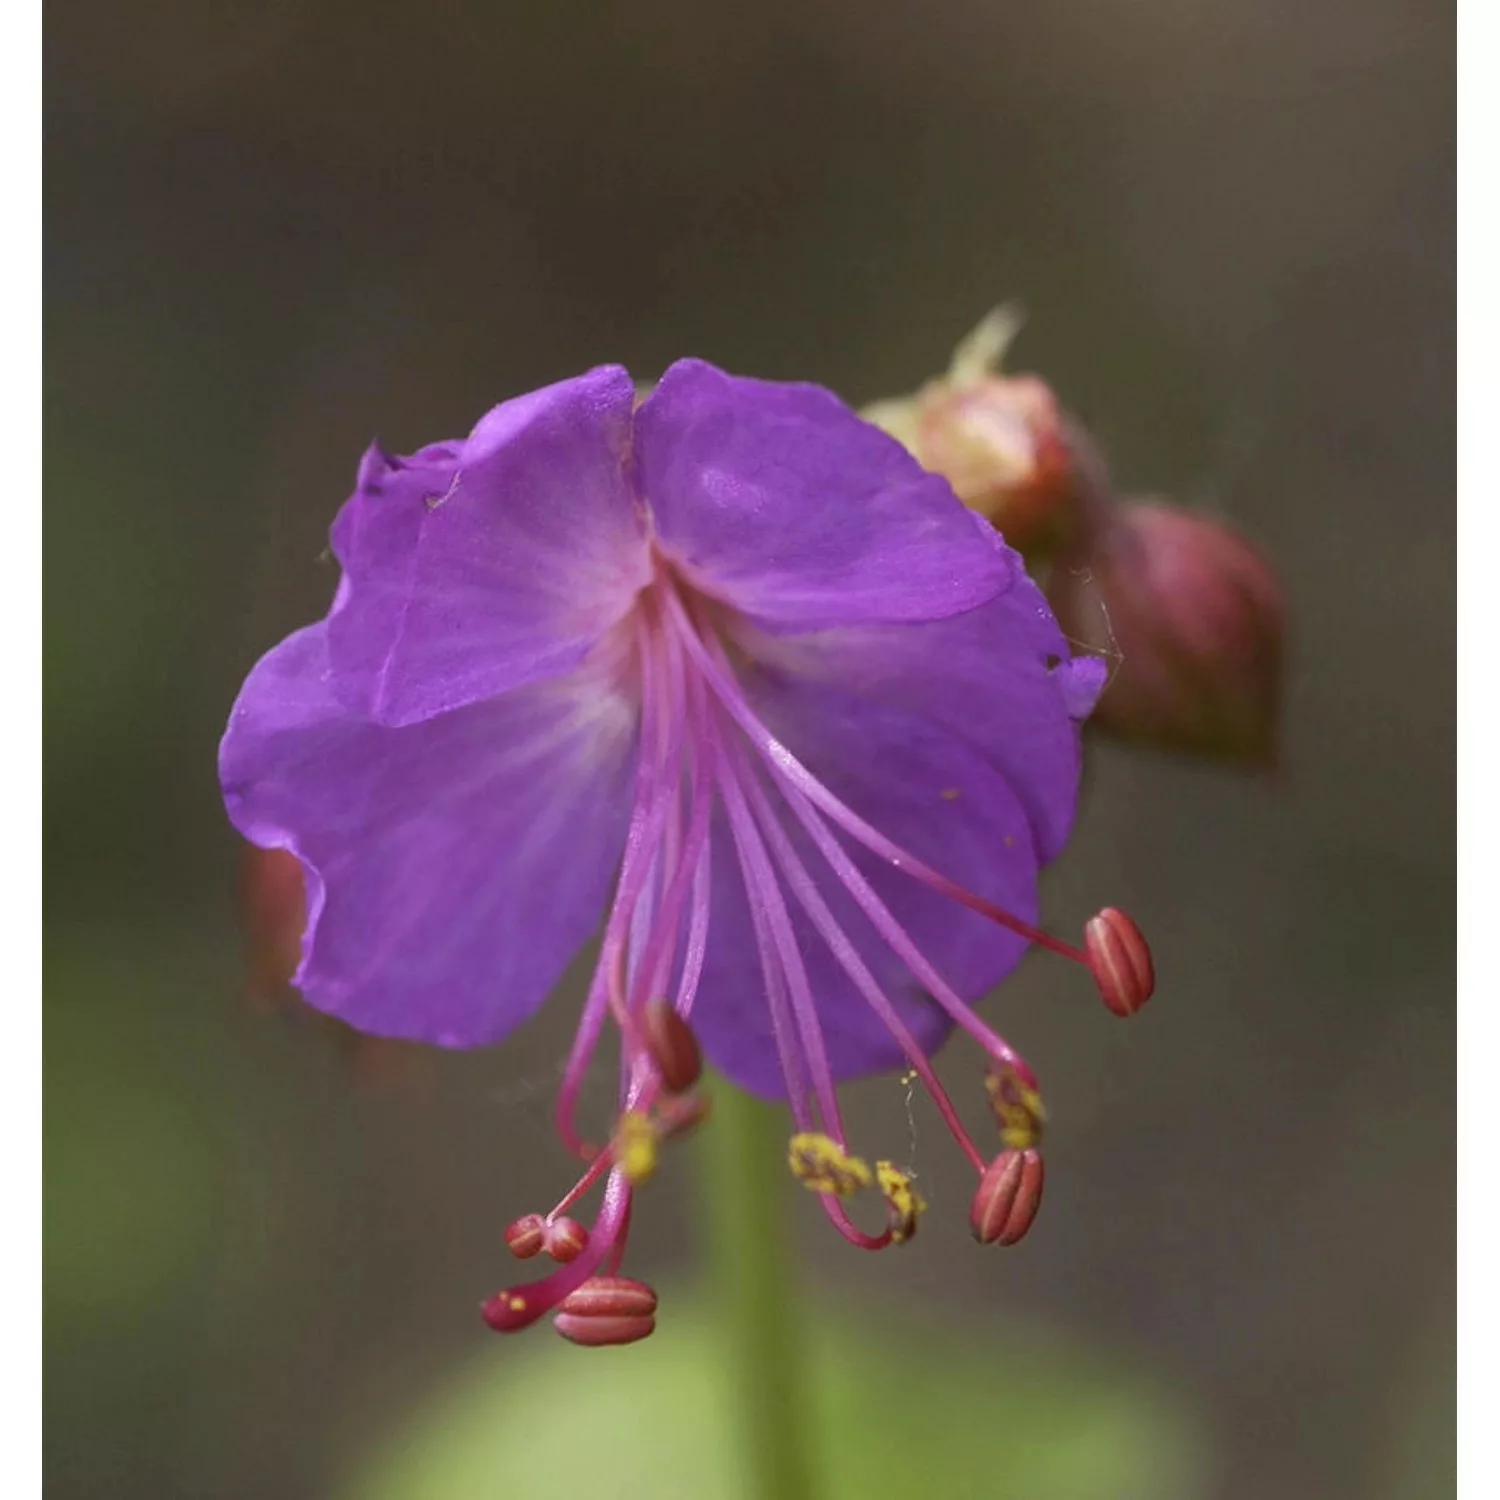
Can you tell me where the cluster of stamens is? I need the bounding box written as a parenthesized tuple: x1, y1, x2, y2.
(481, 553, 1156, 1347)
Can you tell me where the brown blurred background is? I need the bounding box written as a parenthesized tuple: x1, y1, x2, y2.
(45, 3, 1453, 1498)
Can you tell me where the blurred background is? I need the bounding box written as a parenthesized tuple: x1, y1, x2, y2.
(45, 2, 1453, 1497)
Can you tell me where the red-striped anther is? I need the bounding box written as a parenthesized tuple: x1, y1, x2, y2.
(542, 1216, 588, 1263)
(503, 1213, 546, 1259)
(970, 1148, 1045, 1246)
(552, 1276, 658, 1347)
(1085, 907, 1156, 1017)
(640, 997, 702, 1094)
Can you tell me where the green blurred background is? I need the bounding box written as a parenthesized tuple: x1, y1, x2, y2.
(45, 3, 1453, 1497)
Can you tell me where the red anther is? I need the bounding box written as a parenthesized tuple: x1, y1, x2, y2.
(553, 1310, 657, 1346)
(542, 1216, 588, 1263)
(970, 1148, 1045, 1246)
(555, 1276, 658, 1319)
(640, 997, 702, 1093)
(1085, 907, 1156, 1017)
(503, 1213, 546, 1259)
(551, 1276, 658, 1346)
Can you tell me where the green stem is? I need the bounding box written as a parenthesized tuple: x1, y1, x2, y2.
(701, 1080, 815, 1500)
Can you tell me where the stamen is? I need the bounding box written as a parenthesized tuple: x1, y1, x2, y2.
(639, 996, 703, 1094)
(732, 740, 987, 1173)
(552, 1276, 658, 1347)
(970, 1147, 1045, 1246)
(875, 1161, 926, 1244)
(1085, 907, 1156, 1017)
(613, 1109, 659, 1186)
(483, 1168, 633, 1334)
(984, 1062, 1047, 1150)
(788, 1132, 873, 1196)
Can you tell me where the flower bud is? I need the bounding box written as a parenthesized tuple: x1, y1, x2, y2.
(1085, 907, 1155, 1017)
(970, 1148, 1045, 1246)
(640, 997, 702, 1094)
(503, 1213, 546, 1259)
(552, 1276, 658, 1347)
(542, 1215, 589, 1263)
(1048, 500, 1284, 768)
(864, 307, 1079, 557)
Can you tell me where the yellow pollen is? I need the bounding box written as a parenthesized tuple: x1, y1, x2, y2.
(985, 1066, 1047, 1150)
(787, 1132, 873, 1196)
(507, 1295, 526, 1312)
(875, 1161, 926, 1244)
(614, 1110, 660, 1186)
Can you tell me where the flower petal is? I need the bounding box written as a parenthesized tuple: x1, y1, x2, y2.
(220, 625, 637, 1047)
(693, 672, 1041, 1097)
(327, 366, 650, 727)
(761, 570, 1097, 864)
(636, 360, 1014, 631)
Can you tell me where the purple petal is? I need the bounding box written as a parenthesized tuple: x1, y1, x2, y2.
(327, 366, 651, 728)
(635, 359, 1015, 631)
(764, 567, 1093, 863)
(220, 625, 637, 1047)
(692, 672, 1040, 1097)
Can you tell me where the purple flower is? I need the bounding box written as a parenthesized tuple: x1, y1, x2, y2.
(220, 360, 1153, 1343)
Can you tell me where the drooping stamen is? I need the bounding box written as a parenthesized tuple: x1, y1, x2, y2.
(875, 1161, 926, 1244)
(732, 738, 987, 1173)
(1085, 907, 1156, 1017)
(666, 584, 1092, 966)
(640, 997, 703, 1094)
(970, 1148, 1045, 1246)
(552, 1276, 658, 1347)
(483, 1167, 634, 1334)
(555, 608, 696, 1154)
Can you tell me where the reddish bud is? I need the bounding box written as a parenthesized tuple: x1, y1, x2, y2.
(1049, 500, 1285, 768)
(552, 1276, 658, 1347)
(542, 1215, 588, 1263)
(1085, 907, 1156, 1017)
(503, 1213, 546, 1259)
(640, 998, 702, 1094)
(864, 309, 1081, 558)
(970, 1148, 1045, 1246)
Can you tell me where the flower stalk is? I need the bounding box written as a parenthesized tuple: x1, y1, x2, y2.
(702, 1079, 816, 1500)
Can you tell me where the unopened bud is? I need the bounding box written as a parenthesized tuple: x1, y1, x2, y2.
(543, 1216, 589, 1263)
(864, 307, 1078, 557)
(553, 1276, 658, 1347)
(640, 998, 702, 1094)
(503, 1213, 546, 1259)
(970, 1148, 1045, 1246)
(1085, 907, 1156, 1017)
(1049, 500, 1285, 768)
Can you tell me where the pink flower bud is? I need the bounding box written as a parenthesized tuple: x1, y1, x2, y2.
(1084, 907, 1156, 1017)
(970, 1148, 1045, 1246)
(1049, 500, 1285, 768)
(864, 310, 1079, 558)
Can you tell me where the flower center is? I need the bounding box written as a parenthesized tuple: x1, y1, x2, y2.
(482, 548, 1155, 1344)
